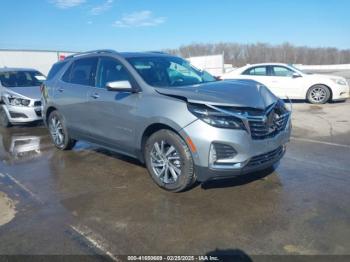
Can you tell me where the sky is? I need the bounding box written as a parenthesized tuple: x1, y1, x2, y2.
(0, 0, 349, 52)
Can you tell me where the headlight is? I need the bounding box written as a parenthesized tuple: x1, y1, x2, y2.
(2, 94, 31, 107)
(187, 103, 246, 130)
(331, 78, 347, 86)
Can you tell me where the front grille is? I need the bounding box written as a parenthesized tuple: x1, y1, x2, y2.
(248, 103, 289, 140)
(213, 143, 237, 160)
(34, 101, 42, 107)
(247, 146, 284, 167)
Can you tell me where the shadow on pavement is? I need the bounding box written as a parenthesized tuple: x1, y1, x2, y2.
(201, 166, 276, 190)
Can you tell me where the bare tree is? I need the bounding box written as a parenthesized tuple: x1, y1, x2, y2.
(165, 42, 350, 66)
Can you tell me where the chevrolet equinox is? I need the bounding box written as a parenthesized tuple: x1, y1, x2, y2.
(42, 50, 291, 192)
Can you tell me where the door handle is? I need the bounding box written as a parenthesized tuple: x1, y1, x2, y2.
(58, 88, 64, 92)
(91, 93, 100, 99)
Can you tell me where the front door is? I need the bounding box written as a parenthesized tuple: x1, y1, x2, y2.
(267, 66, 304, 99)
(87, 57, 139, 155)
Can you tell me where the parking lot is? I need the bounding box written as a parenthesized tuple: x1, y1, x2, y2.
(0, 95, 349, 258)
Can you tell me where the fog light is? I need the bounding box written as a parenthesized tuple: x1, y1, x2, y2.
(209, 143, 238, 165)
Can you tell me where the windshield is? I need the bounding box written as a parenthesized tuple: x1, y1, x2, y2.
(0, 71, 46, 88)
(288, 65, 307, 75)
(126, 56, 216, 87)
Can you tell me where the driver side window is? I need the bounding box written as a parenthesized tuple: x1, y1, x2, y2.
(271, 66, 294, 77)
(96, 58, 131, 88)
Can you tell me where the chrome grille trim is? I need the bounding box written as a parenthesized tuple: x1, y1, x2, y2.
(248, 108, 290, 140)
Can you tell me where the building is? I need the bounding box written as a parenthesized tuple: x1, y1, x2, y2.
(0, 49, 76, 75)
(187, 54, 234, 76)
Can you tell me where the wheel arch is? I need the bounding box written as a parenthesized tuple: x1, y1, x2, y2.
(45, 106, 58, 125)
(139, 123, 179, 163)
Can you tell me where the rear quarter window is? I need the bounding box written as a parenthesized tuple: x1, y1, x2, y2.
(47, 61, 68, 80)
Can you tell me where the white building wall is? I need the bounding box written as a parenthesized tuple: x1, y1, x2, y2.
(0, 50, 76, 75)
(187, 54, 224, 76)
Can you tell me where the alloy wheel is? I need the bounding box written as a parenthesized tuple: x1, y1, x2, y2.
(49, 116, 65, 146)
(310, 87, 327, 103)
(150, 140, 182, 184)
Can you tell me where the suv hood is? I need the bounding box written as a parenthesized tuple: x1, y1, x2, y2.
(155, 80, 278, 110)
(3, 86, 41, 100)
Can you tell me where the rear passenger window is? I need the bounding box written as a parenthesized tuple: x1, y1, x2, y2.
(62, 64, 73, 83)
(62, 58, 97, 86)
(242, 67, 267, 76)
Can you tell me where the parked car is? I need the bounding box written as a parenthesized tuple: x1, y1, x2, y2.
(0, 68, 45, 127)
(221, 63, 350, 104)
(42, 50, 291, 192)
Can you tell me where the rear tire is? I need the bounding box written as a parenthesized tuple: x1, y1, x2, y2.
(307, 85, 330, 104)
(0, 107, 11, 128)
(48, 110, 76, 150)
(144, 129, 195, 192)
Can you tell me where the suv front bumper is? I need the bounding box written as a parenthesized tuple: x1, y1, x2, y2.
(180, 118, 291, 182)
(195, 144, 286, 181)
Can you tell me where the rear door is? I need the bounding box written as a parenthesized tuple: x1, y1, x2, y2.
(86, 56, 139, 155)
(53, 57, 98, 135)
(241, 66, 271, 87)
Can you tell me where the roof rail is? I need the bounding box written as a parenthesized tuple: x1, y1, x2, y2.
(65, 49, 117, 60)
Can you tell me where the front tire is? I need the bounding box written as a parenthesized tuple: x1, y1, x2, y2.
(144, 129, 195, 192)
(307, 85, 330, 104)
(0, 107, 11, 128)
(48, 110, 76, 150)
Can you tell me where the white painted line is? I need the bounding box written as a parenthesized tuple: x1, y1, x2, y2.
(291, 137, 350, 149)
(70, 225, 118, 261)
(4, 173, 43, 204)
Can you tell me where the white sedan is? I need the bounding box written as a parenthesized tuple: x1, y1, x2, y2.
(221, 63, 350, 104)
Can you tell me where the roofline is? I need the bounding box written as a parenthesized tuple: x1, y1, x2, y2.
(0, 48, 78, 53)
(244, 62, 289, 66)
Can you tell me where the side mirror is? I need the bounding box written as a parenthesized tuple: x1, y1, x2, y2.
(292, 73, 302, 78)
(106, 80, 133, 92)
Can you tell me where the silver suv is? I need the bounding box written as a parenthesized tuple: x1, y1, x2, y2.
(42, 50, 291, 192)
(0, 68, 45, 127)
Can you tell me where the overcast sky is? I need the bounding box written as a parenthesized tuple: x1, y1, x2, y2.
(0, 0, 349, 51)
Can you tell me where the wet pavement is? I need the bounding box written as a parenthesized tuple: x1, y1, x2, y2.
(0, 101, 349, 257)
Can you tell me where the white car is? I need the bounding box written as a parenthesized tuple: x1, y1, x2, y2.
(0, 68, 45, 127)
(222, 63, 350, 104)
